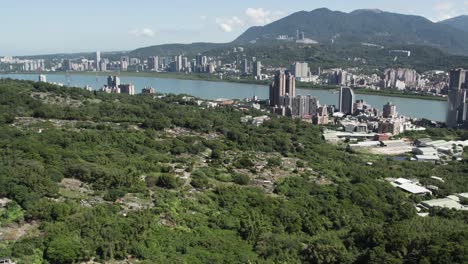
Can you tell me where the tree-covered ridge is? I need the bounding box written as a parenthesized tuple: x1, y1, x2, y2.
(0, 79, 466, 263)
(235, 8, 468, 56)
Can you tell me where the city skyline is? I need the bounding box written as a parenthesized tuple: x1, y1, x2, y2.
(2, 0, 468, 56)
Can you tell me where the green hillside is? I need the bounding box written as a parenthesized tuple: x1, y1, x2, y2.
(0, 79, 466, 263)
(235, 8, 468, 55)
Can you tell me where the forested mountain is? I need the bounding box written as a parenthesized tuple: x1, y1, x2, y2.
(0, 78, 466, 263)
(439, 15, 468, 33)
(235, 8, 468, 55)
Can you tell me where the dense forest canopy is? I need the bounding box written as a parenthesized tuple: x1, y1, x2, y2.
(0, 78, 466, 263)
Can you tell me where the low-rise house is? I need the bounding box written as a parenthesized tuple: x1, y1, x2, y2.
(415, 138, 432, 147)
(413, 147, 438, 156)
(420, 195, 468, 211)
(349, 141, 381, 148)
(415, 155, 440, 163)
(253, 116, 270, 126)
(390, 178, 432, 195)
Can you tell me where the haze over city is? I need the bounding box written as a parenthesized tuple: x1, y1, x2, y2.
(2, 0, 468, 55)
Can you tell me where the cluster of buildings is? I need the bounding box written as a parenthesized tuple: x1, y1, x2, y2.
(275, 30, 318, 44)
(325, 67, 428, 90)
(0, 48, 451, 99)
(99, 75, 135, 95)
(412, 138, 468, 163)
(387, 177, 468, 213)
(336, 87, 422, 135)
(446, 68, 468, 128)
(381, 68, 420, 90)
(268, 70, 327, 123)
(0, 56, 46, 72)
(267, 69, 427, 134)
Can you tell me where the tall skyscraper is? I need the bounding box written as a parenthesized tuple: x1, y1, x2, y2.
(253, 61, 262, 77)
(107, 75, 120, 87)
(382, 68, 419, 89)
(120, 84, 135, 95)
(383, 102, 397, 118)
(95, 51, 101, 71)
(291, 62, 310, 79)
(100, 61, 107, 72)
(269, 70, 296, 106)
(120, 56, 129, 71)
(196, 54, 203, 66)
(242, 59, 249, 74)
(148, 56, 159, 71)
(447, 69, 468, 128)
(63, 59, 72, 71)
(339, 86, 355, 115)
(174, 55, 183, 72)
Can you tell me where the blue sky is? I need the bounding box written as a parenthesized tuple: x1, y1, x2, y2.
(1, 0, 468, 55)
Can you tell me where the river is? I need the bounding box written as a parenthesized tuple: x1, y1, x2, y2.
(0, 73, 447, 122)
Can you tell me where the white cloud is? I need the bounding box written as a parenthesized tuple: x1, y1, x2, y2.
(219, 23, 233, 33)
(433, 1, 456, 21)
(215, 16, 244, 33)
(200, 15, 207, 21)
(434, 1, 453, 11)
(130, 28, 156, 37)
(215, 8, 284, 33)
(245, 8, 283, 26)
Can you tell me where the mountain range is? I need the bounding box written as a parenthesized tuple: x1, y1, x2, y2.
(235, 8, 468, 55)
(19, 8, 468, 59)
(439, 15, 468, 33)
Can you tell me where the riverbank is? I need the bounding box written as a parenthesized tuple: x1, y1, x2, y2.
(4, 71, 447, 101)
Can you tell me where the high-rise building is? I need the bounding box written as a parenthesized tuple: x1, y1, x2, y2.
(339, 86, 355, 115)
(120, 84, 135, 95)
(275, 95, 318, 119)
(447, 69, 468, 128)
(253, 61, 262, 77)
(378, 119, 401, 135)
(313, 106, 329, 125)
(291, 62, 310, 79)
(63, 59, 72, 71)
(329, 69, 348, 85)
(100, 61, 107, 72)
(142, 87, 155, 94)
(95, 51, 101, 71)
(147, 56, 159, 71)
(269, 70, 296, 106)
(174, 55, 183, 72)
(107, 75, 120, 87)
(382, 68, 419, 89)
(242, 59, 249, 74)
(38, 74, 47, 83)
(120, 56, 129, 71)
(383, 102, 397, 118)
(195, 54, 203, 66)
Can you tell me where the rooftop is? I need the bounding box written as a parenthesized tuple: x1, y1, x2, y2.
(416, 155, 440, 161)
(397, 183, 432, 194)
(421, 198, 467, 210)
